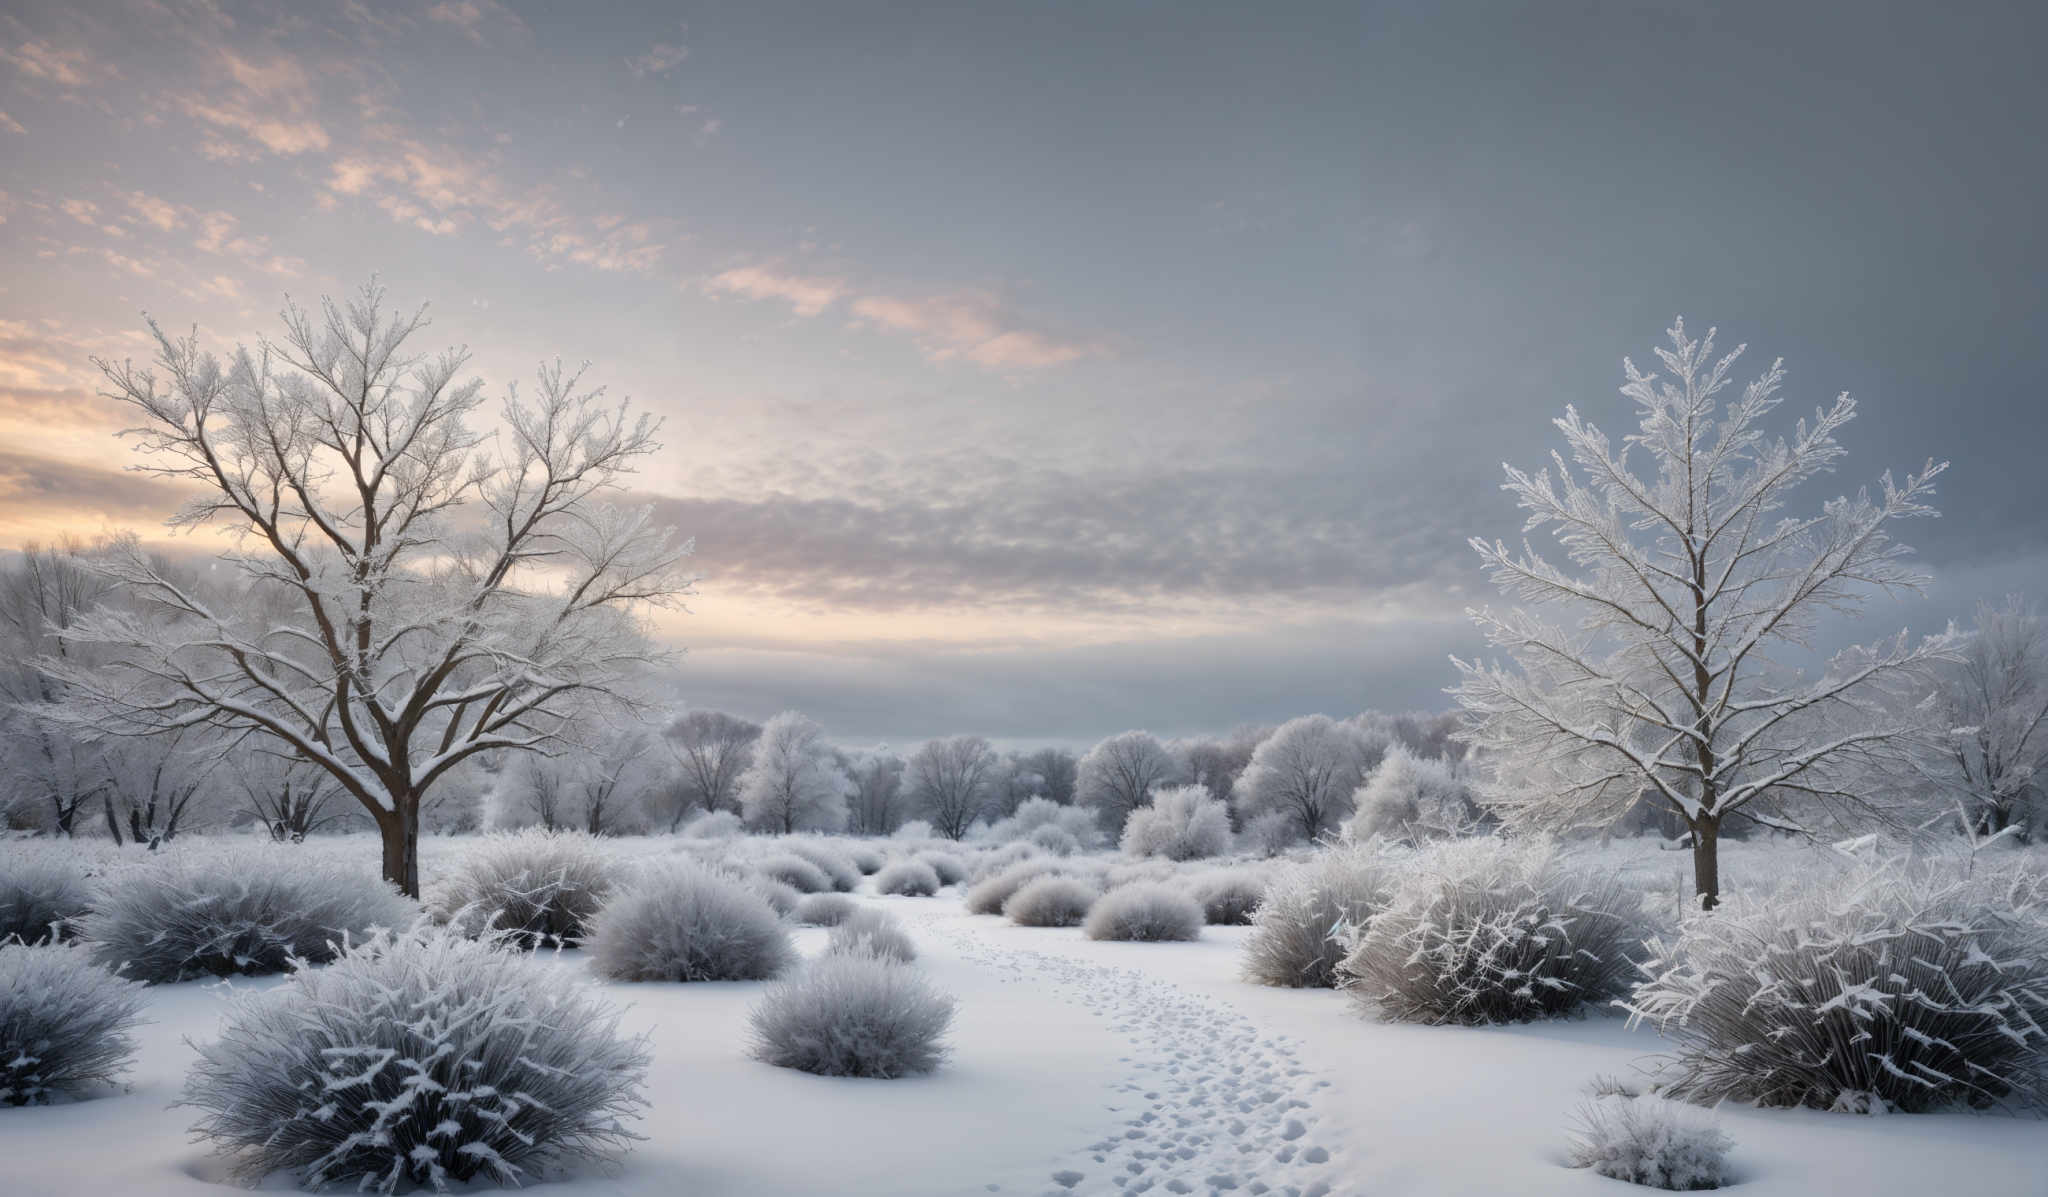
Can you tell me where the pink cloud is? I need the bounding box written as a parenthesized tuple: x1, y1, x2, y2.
(708, 267, 848, 318)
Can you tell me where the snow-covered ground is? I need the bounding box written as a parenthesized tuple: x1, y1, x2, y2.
(3, 837, 2044, 1196)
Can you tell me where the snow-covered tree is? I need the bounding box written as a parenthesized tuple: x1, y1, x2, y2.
(97, 728, 220, 846)
(659, 709, 760, 826)
(843, 746, 906, 835)
(737, 711, 849, 833)
(1020, 746, 1079, 805)
(1076, 730, 1185, 833)
(1454, 320, 1956, 906)
(1912, 596, 2048, 839)
(229, 754, 350, 841)
(0, 540, 116, 834)
(908, 734, 998, 840)
(1232, 714, 1373, 840)
(1177, 724, 1270, 809)
(47, 284, 691, 895)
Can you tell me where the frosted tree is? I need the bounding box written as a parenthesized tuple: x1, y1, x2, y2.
(1454, 320, 1955, 907)
(908, 734, 998, 840)
(97, 728, 220, 846)
(47, 284, 691, 895)
(0, 540, 116, 834)
(230, 754, 349, 841)
(843, 746, 906, 835)
(1076, 730, 1185, 833)
(660, 709, 760, 826)
(1913, 596, 2048, 839)
(1021, 746, 1079, 805)
(1231, 714, 1373, 840)
(737, 711, 850, 833)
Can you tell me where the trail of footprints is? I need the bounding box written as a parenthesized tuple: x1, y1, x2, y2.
(947, 929, 1342, 1197)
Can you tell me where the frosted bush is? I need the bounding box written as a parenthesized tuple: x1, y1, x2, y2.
(1242, 844, 1400, 988)
(745, 875, 802, 918)
(1084, 883, 1203, 942)
(892, 819, 936, 842)
(875, 859, 943, 897)
(1240, 809, 1303, 857)
(0, 944, 145, 1105)
(827, 908, 917, 963)
(1189, 868, 1268, 925)
(1566, 1095, 1732, 1190)
(85, 848, 415, 983)
(986, 797, 1105, 850)
(749, 950, 954, 1078)
(916, 851, 968, 885)
(1029, 824, 1080, 856)
(586, 862, 793, 983)
(1105, 858, 1179, 888)
(964, 858, 1065, 915)
(1346, 745, 1485, 844)
(682, 809, 745, 840)
(848, 845, 886, 874)
(0, 854, 92, 945)
(426, 828, 612, 949)
(754, 853, 834, 895)
(1340, 837, 1643, 1024)
(968, 841, 1040, 883)
(183, 930, 648, 1192)
(1120, 785, 1233, 861)
(1625, 859, 2048, 1112)
(794, 892, 857, 926)
(1004, 876, 1099, 927)
(787, 843, 861, 892)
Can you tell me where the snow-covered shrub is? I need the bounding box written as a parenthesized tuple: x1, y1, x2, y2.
(182, 930, 648, 1191)
(85, 848, 414, 983)
(1028, 824, 1080, 856)
(874, 859, 943, 897)
(682, 809, 745, 840)
(1189, 868, 1268, 925)
(1242, 844, 1399, 988)
(891, 819, 936, 842)
(916, 851, 968, 885)
(1004, 876, 1098, 927)
(749, 950, 954, 1078)
(586, 862, 793, 983)
(984, 796, 1105, 850)
(1120, 785, 1233, 861)
(1340, 837, 1643, 1024)
(964, 858, 1064, 915)
(0, 854, 92, 945)
(1084, 883, 1203, 942)
(827, 907, 917, 963)
(1566, 1095, 1732, 1190)
(426, 828, 612, 949)
(1625, 860, 2048, 1112)
(967, 841, 1039, 883)
(848, 845, 886, 875)
(787, 843, 861, 892)
(1346, 745, 1484, 844)
(0, 943, 145, 1104)
(754, 853, 834, 895)
(794, 892, 857, 926)
(1104, 857, 1179, 888)
(1240, 809, 1303, 857)
(745, 875, 802, 918)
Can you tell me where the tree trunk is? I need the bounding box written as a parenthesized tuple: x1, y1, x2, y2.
(1690, 814, 1721, 911)
(378, 801, 421, 898)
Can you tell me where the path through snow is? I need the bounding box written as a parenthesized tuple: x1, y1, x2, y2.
(933, 919, 1344, 1197)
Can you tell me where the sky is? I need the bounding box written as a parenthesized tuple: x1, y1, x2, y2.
(1, 0, 2044, 747)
